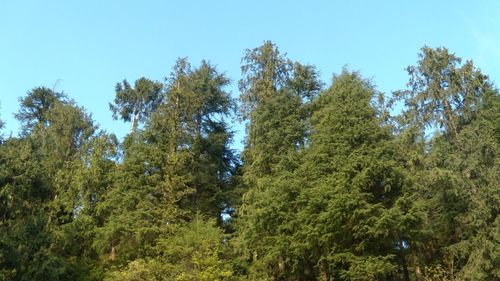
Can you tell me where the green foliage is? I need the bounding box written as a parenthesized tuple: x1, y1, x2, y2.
(238, 41, 321, 180)
(393, 46, 490, 138)
(93, 58, 238, 281)
(156, 216, 234, 280)
(290, 71, 423, 280)
(110, 77, 164, 132)
(236, 41, 322, 279)
(161, 59, 236, 218)
(0, 111, 4, 140)
(14, 87, 68, 133)
(0, 43, 497, 281)
(395, 47, 499, 280)
(1, 88, 116, 280)
(103, 217, 234, 281)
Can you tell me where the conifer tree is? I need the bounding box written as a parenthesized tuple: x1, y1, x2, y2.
(0, 88, 114, 280)
(110, 78, 163, 132)
(236, 41, 321, 279)
(395, 47, 499, 280)
(1, 43, 498, 281)
(290, 70, 423, 280)
(99, 59, 237, 279)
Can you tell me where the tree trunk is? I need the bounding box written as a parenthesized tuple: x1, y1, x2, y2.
(443, 99, 458, 137)
(197, 112, 202, 137)
(415, 265, 422, 281)
(278, 255, 285, 273)
(130, 111, 140, 132)
(110, 245, 116, 261)
(399, 253, 410, 281)
(320, 261, 333, 281)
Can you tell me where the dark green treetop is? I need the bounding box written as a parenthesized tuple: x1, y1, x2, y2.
(110, 77, 163, 132)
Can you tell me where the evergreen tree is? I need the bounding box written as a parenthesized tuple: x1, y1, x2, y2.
(291, 71, 423, 280)
(110, 78, 163, 132)
(1, 43, 498, 281)
(0, 88, 114, 280)
(236, 41, 322, 279)
(394, 47, 499, 280)
(98, 58, 237, 278)
(14, 87, 68, 134)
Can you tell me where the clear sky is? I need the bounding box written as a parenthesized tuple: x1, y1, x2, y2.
(1, 0, 499, 151)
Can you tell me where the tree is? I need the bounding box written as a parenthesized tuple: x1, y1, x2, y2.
(238, 41, 321, 180)
(162, 59, 236, 220)
(236, 41, 322, 279)
(110, 77, 163, 132)
(429, 92, 499, 280)
(96, 58, 237, 277)
(394, 47, 499, 280)
(2, 43, 498, 281)
(0, 87, 118, 280)
(14, 87, 68, 133)
(393, 47, 489, 138)
(104, 216, 234, 281)
(288, 70, 422, 280)
(0, 109, 4, 139)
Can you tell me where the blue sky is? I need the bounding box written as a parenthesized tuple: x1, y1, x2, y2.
(1, 1, 499, 151)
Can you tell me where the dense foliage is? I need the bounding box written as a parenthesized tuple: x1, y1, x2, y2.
(0, 43, 498, 280)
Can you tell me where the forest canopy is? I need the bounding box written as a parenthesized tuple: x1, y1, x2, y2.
(0, 42, 498, 281)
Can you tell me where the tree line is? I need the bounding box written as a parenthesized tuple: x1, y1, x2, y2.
(0, 41, 498, 281)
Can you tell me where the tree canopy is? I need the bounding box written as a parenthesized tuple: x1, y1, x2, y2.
(0, 43, 498, 281)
